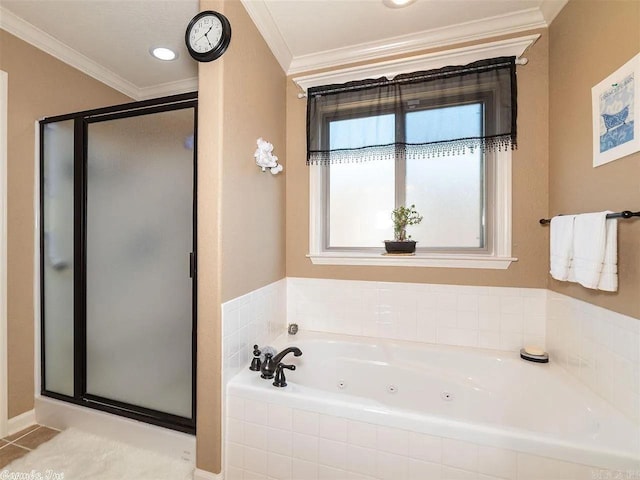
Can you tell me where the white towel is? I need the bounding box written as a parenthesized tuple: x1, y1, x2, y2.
(549, 215, 575, 281)
(597, 218, 618, 292)
(568, 212, 609, 289)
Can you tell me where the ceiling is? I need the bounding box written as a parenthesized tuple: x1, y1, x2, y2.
(0, 0, 567, 100)
(0, 0, 200, 99)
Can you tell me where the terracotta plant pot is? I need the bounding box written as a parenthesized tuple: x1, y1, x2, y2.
(384, 240, 417, 254)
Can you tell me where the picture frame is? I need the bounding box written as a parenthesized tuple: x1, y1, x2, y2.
(592, 53, 640, 167)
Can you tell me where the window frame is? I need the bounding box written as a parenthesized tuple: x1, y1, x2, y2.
(322, 91, 494, 253)
(299, 35, 540, 269)
(309, 86, 515, 269)
(309, 148, 513, 269)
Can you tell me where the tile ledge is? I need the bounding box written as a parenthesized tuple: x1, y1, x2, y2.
(307, 253, 517, 269)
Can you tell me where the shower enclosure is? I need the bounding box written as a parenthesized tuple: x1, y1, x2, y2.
(40, 93, 197, 433)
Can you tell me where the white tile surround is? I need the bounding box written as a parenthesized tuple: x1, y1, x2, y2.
(222, 279, 287, 385)
(225, 277, 639, 422)
(287, 277, 547, 353)
(224, 395, 615, 480)
(222, 277, 640, 479)
(547, 291, 640, 423)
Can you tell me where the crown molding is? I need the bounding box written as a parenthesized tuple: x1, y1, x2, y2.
(0, 6, 142, 99)
(239, 0, 292, 74)
(539, 0, 569, 25)
(0, 6, 196, 101)
(137, 77, 198, 100)
(288, 8, 546, 75)
(293, 34, 540, 94)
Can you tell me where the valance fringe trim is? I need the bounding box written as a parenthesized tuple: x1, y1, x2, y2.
(306, 135, 516, 165)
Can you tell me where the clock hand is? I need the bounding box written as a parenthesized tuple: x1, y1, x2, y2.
(195, 25, 213, 43)
(204, 32, 213, 48)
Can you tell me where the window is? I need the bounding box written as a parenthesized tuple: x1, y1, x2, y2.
(327, 102, 487, 251)
(305, 56, 518, 269)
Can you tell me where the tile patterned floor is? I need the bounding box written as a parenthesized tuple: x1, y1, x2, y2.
(0, 425, 60, 469)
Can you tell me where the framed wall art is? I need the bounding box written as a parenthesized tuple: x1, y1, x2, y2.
(592, 53, 640, 167)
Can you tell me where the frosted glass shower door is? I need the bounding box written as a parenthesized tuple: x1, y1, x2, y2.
(85, 107, 194, 419)
(42, 120, 75, 396)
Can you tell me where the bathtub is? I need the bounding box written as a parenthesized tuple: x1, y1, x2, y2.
(226, 331, 640, 479)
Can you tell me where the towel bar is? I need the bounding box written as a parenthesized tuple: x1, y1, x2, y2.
(539, 210, 640, 225)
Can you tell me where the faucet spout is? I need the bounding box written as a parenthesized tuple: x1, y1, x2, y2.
(260, 346, 302, 379)
(271, 347, 302, 366)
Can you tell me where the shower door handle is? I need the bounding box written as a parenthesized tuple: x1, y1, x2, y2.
(189, 252, 196, 278)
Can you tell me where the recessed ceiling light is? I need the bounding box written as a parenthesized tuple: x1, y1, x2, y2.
(150, 47, 178, 61)
(382, 0, 417, 8)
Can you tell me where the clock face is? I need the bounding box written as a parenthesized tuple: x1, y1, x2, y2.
(188, 14, 223, 54)
(185, 11, 231, 62)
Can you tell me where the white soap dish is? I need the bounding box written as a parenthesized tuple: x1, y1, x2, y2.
(520, 347, 549, 363)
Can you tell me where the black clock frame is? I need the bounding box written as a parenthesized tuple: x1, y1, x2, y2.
(185, 10, 232, 62)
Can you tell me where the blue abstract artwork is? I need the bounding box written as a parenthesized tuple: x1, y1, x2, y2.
(599, 73, 634, 153)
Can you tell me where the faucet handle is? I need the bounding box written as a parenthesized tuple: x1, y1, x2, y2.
(273, 363, 295, 388)
(261, 352, 275, 379)
(249, 345, 262, 372)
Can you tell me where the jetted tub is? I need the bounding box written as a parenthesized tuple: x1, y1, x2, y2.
(226, 331, 640, 477)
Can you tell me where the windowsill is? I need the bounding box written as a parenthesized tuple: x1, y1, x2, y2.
(307, 252, 517, 269)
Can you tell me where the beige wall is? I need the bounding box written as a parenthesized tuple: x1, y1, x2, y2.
(197, 0, 286, 473)
(0, 30, 130, 419)
(286, 31, 550, 288)
(548, 0, 640, 319)
(219, 2, 286, 303)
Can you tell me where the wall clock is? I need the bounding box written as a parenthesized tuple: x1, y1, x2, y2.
(185, 10, 231, 62)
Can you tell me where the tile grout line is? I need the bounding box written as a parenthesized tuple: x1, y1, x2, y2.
(3, 425, 41, 444)
(1, 424, 39, 441)
(1, 425, 42, 451)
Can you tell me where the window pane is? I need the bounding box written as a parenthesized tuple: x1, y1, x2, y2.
(406, 104, 484, 248)
(329, 114, 395, 149)
(328, 114, 395, 248)
(406, 102, 482, 143)
(329, 160, 395, 248)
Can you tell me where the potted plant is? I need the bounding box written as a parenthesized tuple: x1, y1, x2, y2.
(384, 204, 423, 254)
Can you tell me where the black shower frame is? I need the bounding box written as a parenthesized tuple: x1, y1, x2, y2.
(39, 92, 198, 434)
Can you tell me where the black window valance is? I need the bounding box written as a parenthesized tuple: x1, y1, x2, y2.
(306, 56, 517, 165)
